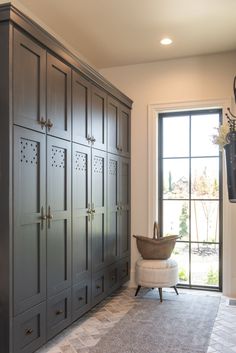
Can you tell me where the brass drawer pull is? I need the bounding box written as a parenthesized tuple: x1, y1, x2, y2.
(56, 309, 64, 316)
(25, 328, 33, 336)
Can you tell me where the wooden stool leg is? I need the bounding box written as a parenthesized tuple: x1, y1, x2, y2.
(158, 288, 163, 302)
(173, 286, 179, 295)
(135, 285, 141, 296)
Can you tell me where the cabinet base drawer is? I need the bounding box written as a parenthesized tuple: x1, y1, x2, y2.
(72, 280, 91, 321)
(13, 302, 46, 353)
(119, 257, 130, 283)
(47, 289, 71, 340)
(92, 270, 107, 305)
(107, 264, 119, 294)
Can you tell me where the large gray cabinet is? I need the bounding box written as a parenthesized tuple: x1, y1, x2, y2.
(0, 4, 132, 353)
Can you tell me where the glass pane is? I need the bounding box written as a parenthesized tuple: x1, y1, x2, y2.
(191, 114, 220, 157)
(163, 116, 189, 157)
(191, 201, 219, 243)
(163, 200, 189, 240)
(172, 242, 189, 285)
(191, 243, 219, 286)
(163, 159, 189, 199)
(191, 158, 219, 199)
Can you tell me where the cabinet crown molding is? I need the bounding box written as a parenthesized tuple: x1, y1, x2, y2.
(0, 2, 133, 109)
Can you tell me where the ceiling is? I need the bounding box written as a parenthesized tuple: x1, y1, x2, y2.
(11, 0, 236, 68)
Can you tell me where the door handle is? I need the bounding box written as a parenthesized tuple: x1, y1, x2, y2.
(46, 119, 53, 131)
(39, 117, 47, 130)
(40, 206, 46, 229)
(47, 206, 53, 228)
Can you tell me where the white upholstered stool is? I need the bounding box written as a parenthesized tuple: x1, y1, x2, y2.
(135, 258, 179, 302)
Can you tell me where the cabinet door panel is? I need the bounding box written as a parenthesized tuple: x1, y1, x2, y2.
(47, 54, 71, 140)
(13, 29, 46, 132)
(72, 144, 91, 283)
(119, 158, 130, 258)
(72, 72, 91, 145)
(91, 86, 107, 150)
(107, 154, 120, 264)
(107, 96, 119, 154)
(119, 105, 130, 157)
(92, 150, 107, 271)
(47, 137, 71, 297)
(13, 127, 46, 315)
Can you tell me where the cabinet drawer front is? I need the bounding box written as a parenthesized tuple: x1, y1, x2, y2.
(92, 271, 106, 305)
(72, 280, 91, 320)
(13, 302, 46, 353)
(107, 265, 119, 293)
(119, 257, 130, 282)
(47, 289, 71, 340)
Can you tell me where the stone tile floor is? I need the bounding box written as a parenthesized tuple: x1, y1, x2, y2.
(36, 287, 236, 353)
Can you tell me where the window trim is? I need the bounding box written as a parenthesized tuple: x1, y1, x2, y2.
(147, 99, 230, 292)
(158, 109, 222, 290)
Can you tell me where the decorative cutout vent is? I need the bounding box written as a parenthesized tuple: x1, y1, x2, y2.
(93, 156, 103, 174)
(51, 147, 65, 168)
(109, 160, 117, 176)
(20, 139, 38, 165)
(75, 152, 87, 172)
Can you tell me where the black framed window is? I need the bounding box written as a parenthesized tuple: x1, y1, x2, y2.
(158, 109, 222, 290)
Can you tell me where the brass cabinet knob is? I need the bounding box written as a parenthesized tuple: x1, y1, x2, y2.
(96, 285, 100, 289)
(25, 328, 33, 336)
(56, 309, 63, 316)
(78, 297, 83, 301)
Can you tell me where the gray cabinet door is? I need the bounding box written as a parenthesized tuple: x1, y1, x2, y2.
(91, 149, 107, 272)
(72, 143, 92, 283)
(119, 158, 130, 258)
(107, 154, 120, 264)
(72, 72, 91, 146)
(91, 86, 107, 151)
(119, 105, 131, 158)
(47, 137, 71, 297)
(13, 127, 46, 315)
(107, 96, 119, 154)
(13, 29, 46, 133)
(47, 54, 71, 140)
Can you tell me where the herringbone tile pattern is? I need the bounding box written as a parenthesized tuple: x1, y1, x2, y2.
(36, 288, 236, 353)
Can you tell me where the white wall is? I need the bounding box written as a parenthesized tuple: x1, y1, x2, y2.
(100, 52, 236, 297)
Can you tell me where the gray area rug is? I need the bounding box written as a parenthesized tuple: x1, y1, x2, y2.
(90, 290, 220, 353)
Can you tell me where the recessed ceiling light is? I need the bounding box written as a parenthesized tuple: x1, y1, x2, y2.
(160, 38, 172, 45)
